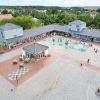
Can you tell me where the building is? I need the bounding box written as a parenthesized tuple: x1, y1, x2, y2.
(32, 17, 39, 21)
(0, 14, 13, 20)
(0, 23, 23, 48)
(68, 20, 86, 32)
(90, 11, 98, 19)
(0, 20, 100, 49)
(68, 28, 100, 42)
(22, 43, 49, 60)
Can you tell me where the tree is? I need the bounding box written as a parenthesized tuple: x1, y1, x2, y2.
(96, 9, 100, 13)
(1, 9, 9, 14)
(0, 16, 42, 29)
(0, 42, 4, 49)
(46, 9, 59, 15)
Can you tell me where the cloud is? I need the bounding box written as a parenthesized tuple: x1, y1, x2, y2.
(0, 0, 100, 6)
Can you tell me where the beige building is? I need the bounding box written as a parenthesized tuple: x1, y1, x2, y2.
(0, 14, 13, 20)
(90, 11, 98, 18)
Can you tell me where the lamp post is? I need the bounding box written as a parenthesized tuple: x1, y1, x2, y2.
(16, 75, 18, 86)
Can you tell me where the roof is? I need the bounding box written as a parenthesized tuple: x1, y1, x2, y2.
(4, 23, 100, 44)
(23, 24, 68, 38)
(6, 36, 23, 43)
(23, 43, 49, 54)
(68, 20, 86, 26)
(0, 14, 13, 20)
(6, 24, 68, 43)
(0, 23, 22, 31)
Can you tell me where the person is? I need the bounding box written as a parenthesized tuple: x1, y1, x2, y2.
(95, 49, 98, 53)
(11, 89, 13, 91)
(87, 59, 90, 64)
(97, 87, 100, 93)
(80, 63, 82, 67)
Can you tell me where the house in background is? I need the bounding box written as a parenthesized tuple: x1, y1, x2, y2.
(68, 20, 86, 32)
(90, 10, 98, 19)
(0, 14, 13, 20)
(32, 17, 39, 21)
(0, 23, 23, 48)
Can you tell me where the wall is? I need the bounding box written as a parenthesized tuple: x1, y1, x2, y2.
(94, 38, 100, 43)
(68, 23, 86, 32)
(80, 23, 86, 31)
(4, 28, 23, 40)
(0, 30, 6, 43)
(68, 24, 78, 31)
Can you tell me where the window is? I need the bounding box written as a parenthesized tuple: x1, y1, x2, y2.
(96, 38, 100, 41)
(69, 28, 71, 31)
(14, 35, 17, 37)
(77, 29, 79, 31)
(76, 25, 79, 27)
(73, 34, 80, 38)
(1, 31, 4, 38)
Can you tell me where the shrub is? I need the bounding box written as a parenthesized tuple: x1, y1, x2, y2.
(0, 42, 4, 49)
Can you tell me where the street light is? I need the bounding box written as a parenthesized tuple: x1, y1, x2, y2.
(16, 75, 18, 86)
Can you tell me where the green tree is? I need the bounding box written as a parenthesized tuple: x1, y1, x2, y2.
(0, 42, 4, 49)
(0, 16, 42, 29)
(1, 9, 9, 14)
(96, 9, 100, 13)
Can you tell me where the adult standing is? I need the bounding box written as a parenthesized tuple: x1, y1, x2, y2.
(87, 59, 90, 64)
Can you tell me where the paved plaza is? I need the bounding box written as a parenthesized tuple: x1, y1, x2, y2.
(0, 36, 100, 100)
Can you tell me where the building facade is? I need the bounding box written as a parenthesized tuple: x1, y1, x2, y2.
(0, 23, 23, 48)
(22, 43, 49, 60)
(90, 11, 98, 19)
(0, 14, 13, 20)
(68, 20, 86, 32)
(0, 20, 100, 49)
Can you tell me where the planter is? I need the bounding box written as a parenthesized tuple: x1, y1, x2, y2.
(19, 63, 24, 68)
(12, 60, 18, 65)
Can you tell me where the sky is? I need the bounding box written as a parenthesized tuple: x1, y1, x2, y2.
(0, 0, 100, 7)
